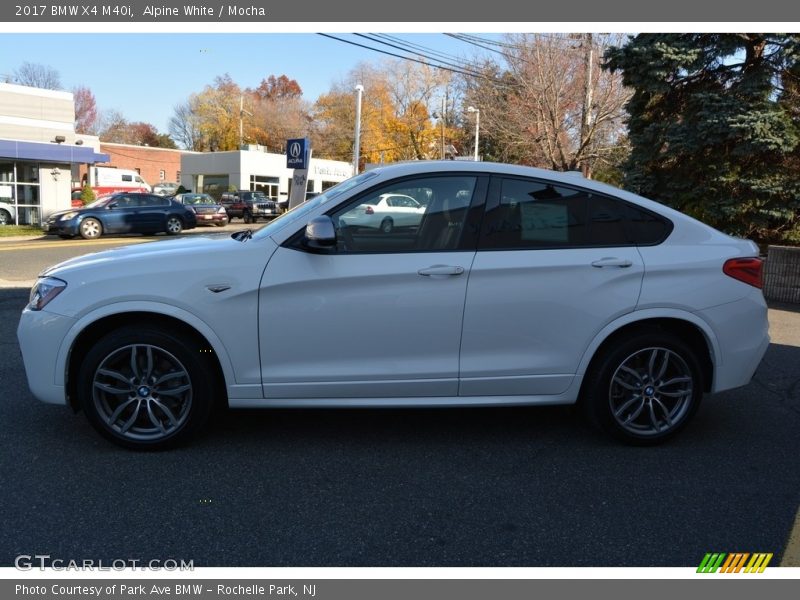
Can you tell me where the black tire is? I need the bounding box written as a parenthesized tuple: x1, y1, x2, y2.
(79, 218, 103, 239)
(243, 211, 253, 224)
(165, 216, 183, 235)
(581, 329, 703, 445)
(78, 325, 215, 450)
(380, 217, 394, 234)
(0, 209, 11, 226)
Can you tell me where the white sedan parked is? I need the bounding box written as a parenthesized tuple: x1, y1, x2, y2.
(17, 161, 769, 449)
(339, 193, 426, 233)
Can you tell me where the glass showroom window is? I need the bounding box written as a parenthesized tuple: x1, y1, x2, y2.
(16, 162, 41, 225)
(0, 161, 15, 224)
(0, 161, 42, 225)
(201, 175, 229, 201)
(250, 175, 279, 200)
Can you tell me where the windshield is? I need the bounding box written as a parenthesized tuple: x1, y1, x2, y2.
(83, 195, 115, 209)
(251, 170, 380, 241)
(182, 194, 215, 205)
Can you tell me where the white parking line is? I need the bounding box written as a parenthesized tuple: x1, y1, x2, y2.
(781, 506, 800, 566)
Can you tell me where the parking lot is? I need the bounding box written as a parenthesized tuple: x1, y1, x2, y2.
(0, 234, 799, 567)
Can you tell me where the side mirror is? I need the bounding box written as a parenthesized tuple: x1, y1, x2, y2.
(107, 202, 117, 210)
(304, 216, 337, 252)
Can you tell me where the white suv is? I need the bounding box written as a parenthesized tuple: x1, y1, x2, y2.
(17, 162, 769, 449)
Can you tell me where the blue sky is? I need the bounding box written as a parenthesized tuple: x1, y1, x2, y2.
(0, 33, 495, 133)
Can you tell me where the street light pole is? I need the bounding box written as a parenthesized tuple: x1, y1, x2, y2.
(353, 84, 364, 175)
(440, 95, 445, 159)
(467, 106, 480, 161)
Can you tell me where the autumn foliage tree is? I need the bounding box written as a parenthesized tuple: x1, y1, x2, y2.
(73, 86, 98, 134)
(312, 61, 444, 166)
(98, 109, 176, 148)
(169, 74, 311, 152)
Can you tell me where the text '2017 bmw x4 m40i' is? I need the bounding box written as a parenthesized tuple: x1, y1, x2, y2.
(17, 162, 769, 449)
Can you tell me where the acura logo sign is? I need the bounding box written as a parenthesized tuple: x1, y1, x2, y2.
(286, 137, 308, 169)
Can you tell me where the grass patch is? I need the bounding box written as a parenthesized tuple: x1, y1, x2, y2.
(0, 225, 45, 238)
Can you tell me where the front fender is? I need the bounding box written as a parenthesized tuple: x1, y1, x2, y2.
(54, 300, 246, 395)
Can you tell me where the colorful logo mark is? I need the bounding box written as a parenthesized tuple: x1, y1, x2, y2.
(697, 552, 773, 573)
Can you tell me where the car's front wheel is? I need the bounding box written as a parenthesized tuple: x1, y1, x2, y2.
(79, 218, 103, 239)
(165, 216, 183, 235)
(582, 330, 703, 445)
(243, 211, 253, 224)
(78, 326, 215, 450)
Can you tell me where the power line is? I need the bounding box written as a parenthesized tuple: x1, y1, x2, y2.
(317, 33, 509, 87)
(355, 33, 489, 80)
(371, 33, 486, 70)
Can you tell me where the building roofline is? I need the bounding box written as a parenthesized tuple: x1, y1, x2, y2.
(100, 141, 200, 154)
(0, 82, 73, 102)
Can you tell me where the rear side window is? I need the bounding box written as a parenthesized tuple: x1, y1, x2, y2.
(121, 175, 132, 182)
(480, 177, 671, 249)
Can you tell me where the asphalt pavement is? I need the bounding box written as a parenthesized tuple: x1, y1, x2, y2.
(0, 239, 798, 567)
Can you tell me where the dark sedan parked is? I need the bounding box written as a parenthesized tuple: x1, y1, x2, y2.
(174, 193, 229, 227)
(45, 193, 197, 239)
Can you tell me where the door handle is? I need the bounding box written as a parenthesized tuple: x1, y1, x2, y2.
(591, 257, 633, 268)
(418, 265, 465, 277)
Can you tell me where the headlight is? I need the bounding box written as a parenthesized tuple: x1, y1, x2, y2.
(59, 212, 78, 221)
(217, 207, 227, 214)
(186, 206, 196, 213)
(28, 277, 67, 311)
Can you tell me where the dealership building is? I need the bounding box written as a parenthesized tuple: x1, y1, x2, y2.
(0, 82, 355, 225)
(0, 83, 108, 225)
(180, 145, 353, 202)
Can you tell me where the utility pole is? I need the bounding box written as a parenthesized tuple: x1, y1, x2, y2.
(440, 94, 446, 159)
(580, 33, 594, 178)
(239, 95, 252, 149)
(353, 85, 364, 175)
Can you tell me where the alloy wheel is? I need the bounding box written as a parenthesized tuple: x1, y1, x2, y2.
(92, 344, 193, 442)
(608, 347, 694, 437)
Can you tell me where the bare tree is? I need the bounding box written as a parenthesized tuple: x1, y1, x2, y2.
(169, 99, 204, 150)
(464, 34, 630, 177)
(13, 62, 62, 90)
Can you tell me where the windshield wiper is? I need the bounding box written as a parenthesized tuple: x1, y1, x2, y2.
(231, 229, 252, 242)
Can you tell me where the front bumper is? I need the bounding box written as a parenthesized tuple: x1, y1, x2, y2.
(17, 307, 77, 405)
(43, 219, 80, 236)
(195, 213, 229, 226)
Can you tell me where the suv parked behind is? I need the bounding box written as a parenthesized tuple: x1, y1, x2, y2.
(220, 190, 280, 223)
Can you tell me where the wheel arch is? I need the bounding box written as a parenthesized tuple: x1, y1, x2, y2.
(577, 311, 717, 395)
(63, 308, 229, 412)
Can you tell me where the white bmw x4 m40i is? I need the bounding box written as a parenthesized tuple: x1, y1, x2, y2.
(18, 162, 769, 449)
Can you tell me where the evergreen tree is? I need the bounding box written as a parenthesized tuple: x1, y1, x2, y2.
(606, 34, 800, 243)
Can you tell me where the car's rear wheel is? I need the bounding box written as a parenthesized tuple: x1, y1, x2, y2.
(79, 218, 102, 239)
(0, 208, 11, 225)
(582, 330, 703, 445)
(165, 216, 183, 235)
(78, 326, 214, 450)
(380, 217, 394, 233)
